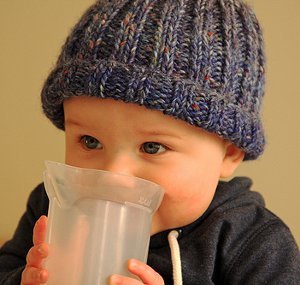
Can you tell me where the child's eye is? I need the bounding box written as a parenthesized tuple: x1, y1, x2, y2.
(80, 135, 103, 150)
(141, 142, 167, 154)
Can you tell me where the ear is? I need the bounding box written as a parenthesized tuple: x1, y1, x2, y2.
(220, 142, 245, 178)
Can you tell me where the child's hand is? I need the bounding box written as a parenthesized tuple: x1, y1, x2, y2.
(21, 215, 49, 285)
(109, 259, 164, 285)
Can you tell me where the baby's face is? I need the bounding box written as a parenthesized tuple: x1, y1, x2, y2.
(64, 96, 232, 234)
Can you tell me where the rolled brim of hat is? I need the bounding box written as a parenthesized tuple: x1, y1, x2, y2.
(41, 58, 265, 160)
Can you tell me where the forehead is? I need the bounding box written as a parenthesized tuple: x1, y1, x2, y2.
(64, 96, 205, 138)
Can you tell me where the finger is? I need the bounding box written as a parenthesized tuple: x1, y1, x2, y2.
(128, 259, 164, 285)
(26, 243, 49, 267)
(21, 266, 48, 285)
(109, 274, 142, 285)
(33, 215, 48, 246)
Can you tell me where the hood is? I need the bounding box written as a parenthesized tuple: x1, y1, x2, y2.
(150, 177, 264, 249)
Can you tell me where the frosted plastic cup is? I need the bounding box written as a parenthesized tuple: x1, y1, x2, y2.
(43, 161, 164, 285)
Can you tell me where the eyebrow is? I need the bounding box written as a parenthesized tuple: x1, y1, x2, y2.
(64, 118, 84, 127)
(65, 118, 183, 139)
(137, 129, 183, 139)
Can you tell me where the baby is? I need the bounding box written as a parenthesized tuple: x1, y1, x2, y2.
(0, 0, 299, 284)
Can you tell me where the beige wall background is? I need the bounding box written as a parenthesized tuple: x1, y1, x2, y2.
(0, 0, 299, 245)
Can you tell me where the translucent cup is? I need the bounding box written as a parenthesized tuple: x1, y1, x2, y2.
(43, 161, 164, 285)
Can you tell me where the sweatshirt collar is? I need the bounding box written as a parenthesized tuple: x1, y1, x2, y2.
(150, 177, 255, 249)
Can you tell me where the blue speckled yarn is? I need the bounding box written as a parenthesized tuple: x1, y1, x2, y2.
(41, 0, 266, 160)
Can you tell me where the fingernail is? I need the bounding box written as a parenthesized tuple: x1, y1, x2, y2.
(110, 274, 121, 284)
(37, 245, 46, 257)
(129, 259, 139, 270)
(37, 215, 45, 224)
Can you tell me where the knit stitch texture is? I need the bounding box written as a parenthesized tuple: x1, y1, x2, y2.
(41, 0, 266, 160)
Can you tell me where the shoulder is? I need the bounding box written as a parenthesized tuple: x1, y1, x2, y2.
(223, 215, 300, 284)
(0, 183, 49, 271)
(210, 180, 300, 284)
(26, 183, 49, 220)
(197, 178, 300, 283)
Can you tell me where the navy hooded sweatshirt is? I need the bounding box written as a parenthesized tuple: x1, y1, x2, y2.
(0, 177, 299, 284)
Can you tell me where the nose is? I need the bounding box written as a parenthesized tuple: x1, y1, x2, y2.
(102, 153, 137, 177)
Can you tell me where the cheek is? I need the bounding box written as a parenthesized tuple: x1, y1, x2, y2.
(65, 135, 81, 166)
(65, 134, 95, 168)
(162, 167, 218, 208)
(64, 136, 74, 164)
(151, 157, 223, 225)
(158, 158, 221, 198)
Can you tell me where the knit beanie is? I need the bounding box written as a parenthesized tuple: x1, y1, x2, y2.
(41, 0, 266, 160)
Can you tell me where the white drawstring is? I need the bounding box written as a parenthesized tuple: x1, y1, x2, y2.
(168, 230, 183, 285)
